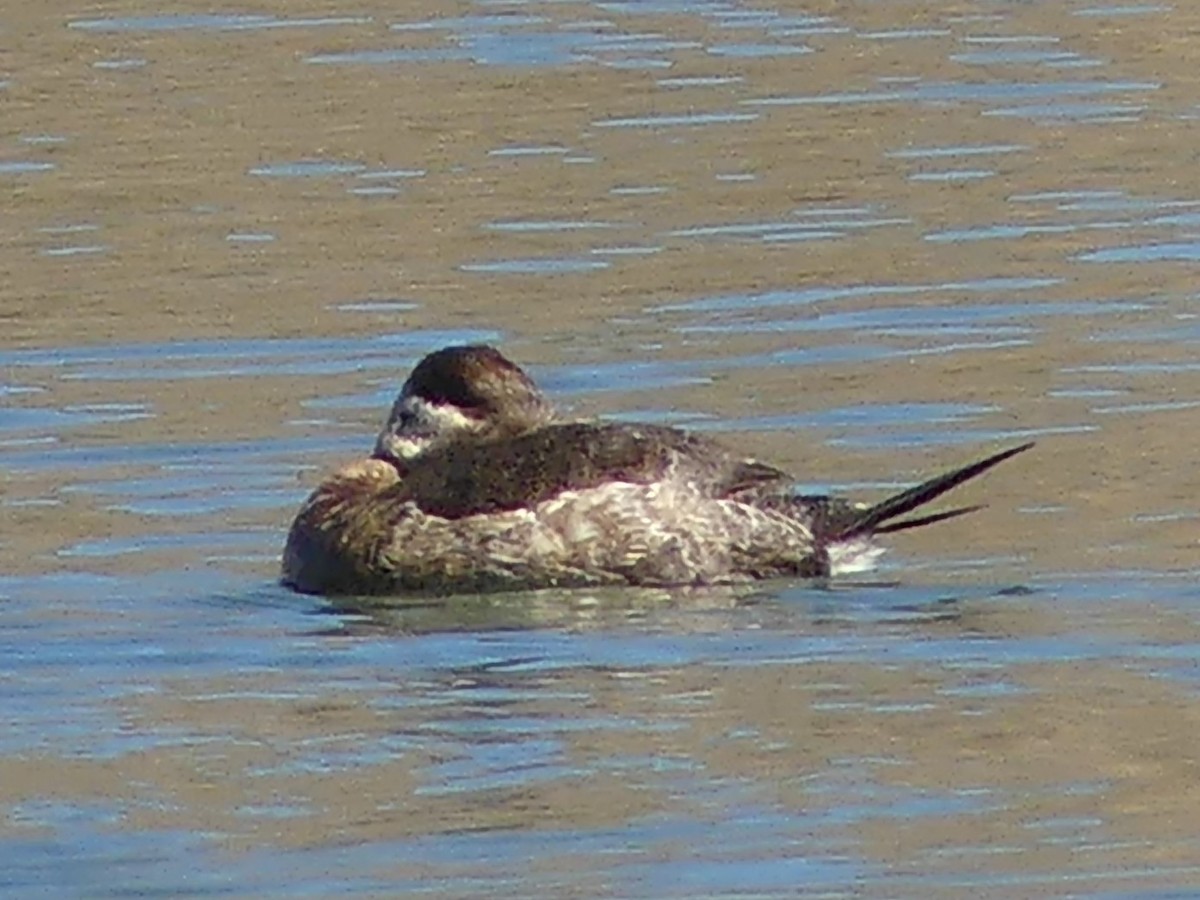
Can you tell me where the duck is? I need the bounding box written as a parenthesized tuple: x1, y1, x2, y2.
(282, 345, 1031, 596)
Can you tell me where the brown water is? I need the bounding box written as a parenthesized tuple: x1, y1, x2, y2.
(4, 1, 1200, 896)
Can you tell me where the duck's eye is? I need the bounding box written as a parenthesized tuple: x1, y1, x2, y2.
(395, 409, 419, 429)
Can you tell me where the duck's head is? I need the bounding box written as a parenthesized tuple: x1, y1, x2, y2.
(373, 344, 555, 463)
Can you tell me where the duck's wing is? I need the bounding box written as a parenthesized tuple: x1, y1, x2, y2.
(719, 458, 796, 497)
(398, 422, 791, 519)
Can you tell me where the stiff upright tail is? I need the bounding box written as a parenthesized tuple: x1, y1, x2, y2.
(832, 442, 1034, 542)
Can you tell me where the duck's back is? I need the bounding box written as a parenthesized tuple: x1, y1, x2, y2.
(400, 421, 793, 519)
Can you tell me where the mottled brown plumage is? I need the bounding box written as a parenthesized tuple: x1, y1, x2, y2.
(282, 457, 834, 596)
(282, 345, 1032, 597)
(398, 422, 792, 519)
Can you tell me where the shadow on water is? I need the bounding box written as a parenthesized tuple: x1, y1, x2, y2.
(320, 578, 996, 637)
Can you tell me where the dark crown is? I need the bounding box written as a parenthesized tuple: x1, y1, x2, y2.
(403, 345, 547, 416)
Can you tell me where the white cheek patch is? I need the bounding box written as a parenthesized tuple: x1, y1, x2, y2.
(377, 434, 427, 462)
(375, 395, 487, 461)
(421, 401, 480, 434)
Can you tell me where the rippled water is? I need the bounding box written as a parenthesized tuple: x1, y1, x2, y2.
(5, 0, 1200, 896)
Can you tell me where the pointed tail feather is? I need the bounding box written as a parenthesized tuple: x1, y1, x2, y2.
(872, 503, 983, 535)
(833, 442, 1033, 542)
